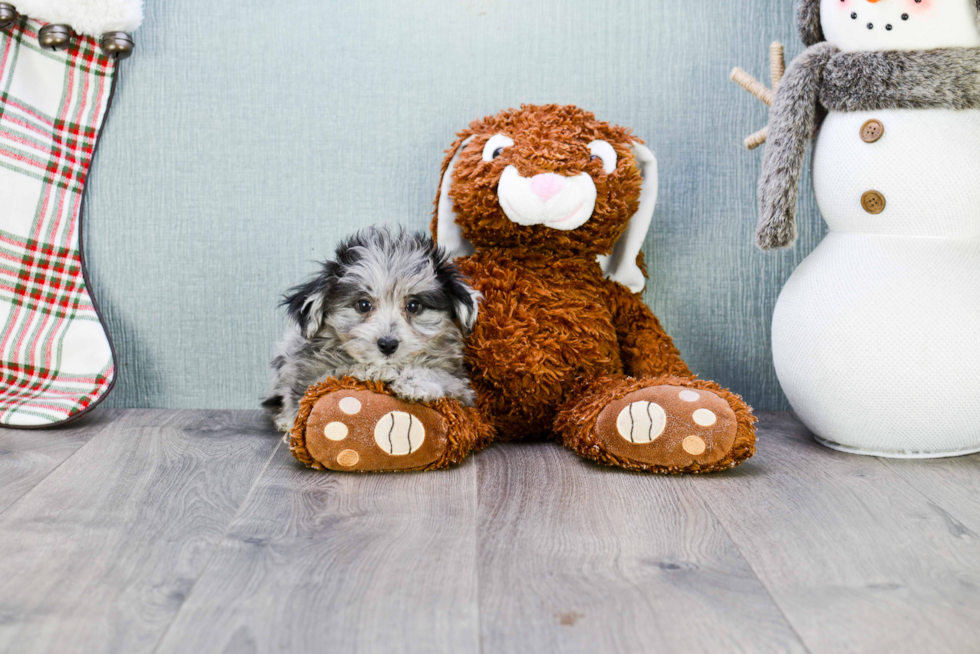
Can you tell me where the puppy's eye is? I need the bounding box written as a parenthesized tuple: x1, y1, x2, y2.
(406, 299, 422, 315)
(356, 299, 373, 314)
(482, 134, 515, 162)
(587, 140, 617, 174)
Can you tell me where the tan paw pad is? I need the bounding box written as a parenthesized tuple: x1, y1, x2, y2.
(682, 435, 706, 455)
(337, 449, 360, 467)
(374, 411, 425, 455)
(616, 401, 667, 444)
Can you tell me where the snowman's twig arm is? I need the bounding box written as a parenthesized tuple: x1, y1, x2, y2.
(745, 126, 768, 150)
(770, 42, 785, 89)
(756, 42, 839, 250)
(731, 69, 774, 106)
(731, 42, 785, 149)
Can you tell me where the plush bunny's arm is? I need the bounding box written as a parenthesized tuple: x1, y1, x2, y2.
(607, 282, 692, 379)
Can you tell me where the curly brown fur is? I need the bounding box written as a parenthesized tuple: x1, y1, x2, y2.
(555, 375, 757, 474)
(433, 105, 757, 472)
(289, 376, 494, 471)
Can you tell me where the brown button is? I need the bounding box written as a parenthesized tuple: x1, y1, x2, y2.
(861, 190, 886, 214)
(860, 119, 884, 143)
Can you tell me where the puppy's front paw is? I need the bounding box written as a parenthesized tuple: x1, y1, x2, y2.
(389, 371, 450, 405)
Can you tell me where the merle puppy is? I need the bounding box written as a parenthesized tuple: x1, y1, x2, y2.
(264, 226, 480, 432)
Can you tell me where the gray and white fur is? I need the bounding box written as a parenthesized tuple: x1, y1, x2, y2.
(264, 226, 481, 432)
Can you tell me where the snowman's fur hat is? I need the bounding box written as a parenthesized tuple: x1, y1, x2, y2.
(798, 0, 980, 46)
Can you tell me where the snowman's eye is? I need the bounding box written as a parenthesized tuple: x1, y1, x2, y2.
(902, 13, 909, 20)
(482, 134, 514, 162)
(587, 140, 617, 174)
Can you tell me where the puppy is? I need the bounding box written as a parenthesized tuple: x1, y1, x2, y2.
(264, 226, 480, 432)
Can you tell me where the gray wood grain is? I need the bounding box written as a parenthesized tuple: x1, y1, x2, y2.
(0, 408, 117, 515)
(3, 409, 979, 653)
(154, 447, 480, 654)
(695, 413, 980, 653)
(877, 453, 980, 538)
(0, 409, 279, 654)
(475, 441, 806, 653)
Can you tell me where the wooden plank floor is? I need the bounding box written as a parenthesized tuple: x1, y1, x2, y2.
(0, 410, 978, 654)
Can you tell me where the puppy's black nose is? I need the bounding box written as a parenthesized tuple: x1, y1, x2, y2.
(377, 337, 399, 356)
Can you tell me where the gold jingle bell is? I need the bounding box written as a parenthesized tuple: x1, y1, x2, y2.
(0, 3, 18, 30)
(38, 23, 72, 50)
(100, 31, 134, 60)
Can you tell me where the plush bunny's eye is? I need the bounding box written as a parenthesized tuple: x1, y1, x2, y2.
(588, 140, 617, 174)
(483, 134, 515, 162)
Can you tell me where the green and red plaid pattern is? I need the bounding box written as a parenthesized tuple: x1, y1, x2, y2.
(0, 17, 116, 427)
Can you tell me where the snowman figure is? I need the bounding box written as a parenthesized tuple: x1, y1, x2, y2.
(736, 0, 980, 456)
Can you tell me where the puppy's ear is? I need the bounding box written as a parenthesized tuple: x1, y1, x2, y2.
(282, 261, 342, 338)
(432, 245, 480, 335)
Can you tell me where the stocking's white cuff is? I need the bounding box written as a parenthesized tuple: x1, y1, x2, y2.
(13, 0, 143, 37)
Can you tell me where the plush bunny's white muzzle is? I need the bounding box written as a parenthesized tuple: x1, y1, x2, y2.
(496, 167, 597, 231)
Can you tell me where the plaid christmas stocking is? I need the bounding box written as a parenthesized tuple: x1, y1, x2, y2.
(0, 18, 119, 427)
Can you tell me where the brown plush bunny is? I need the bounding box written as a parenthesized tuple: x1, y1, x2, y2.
(289, 105, 756, 474)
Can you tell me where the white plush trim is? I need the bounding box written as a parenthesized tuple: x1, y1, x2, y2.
(14, 0, 143, 36)
(599, 143, 658, 294)
(497, 167, 597, 231)
(436, 136, 476, 260)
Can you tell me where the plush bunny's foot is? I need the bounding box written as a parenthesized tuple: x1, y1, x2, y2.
(598, 386, 738, 467)
(289, 378, 492, 472)
(557, 376, 756, 474)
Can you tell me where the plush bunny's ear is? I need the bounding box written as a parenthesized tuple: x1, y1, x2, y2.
(599, 142, 658, 294)
(434, 135, 476, 259)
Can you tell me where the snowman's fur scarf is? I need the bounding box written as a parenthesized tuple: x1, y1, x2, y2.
(264, 226, 480, 432)
(13, 0, 142, 37)
(821, 47, 980, 111)
(757, 42, 837, 250)
(757, 43, 980, 249)
(797, 0, 980, 46)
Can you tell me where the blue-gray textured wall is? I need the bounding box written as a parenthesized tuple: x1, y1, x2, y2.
(85, 0, 825, 412)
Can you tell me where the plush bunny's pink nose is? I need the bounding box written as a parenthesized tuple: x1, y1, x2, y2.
(529, 173, 564, 203)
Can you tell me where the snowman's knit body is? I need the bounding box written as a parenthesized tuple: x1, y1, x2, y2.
(758, 0, 980, 456)
(774, 107, 980, 455)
